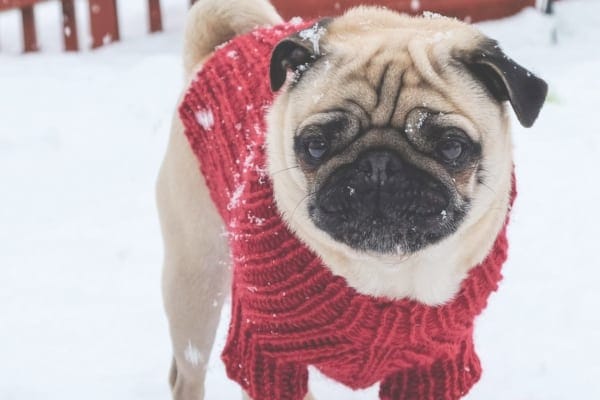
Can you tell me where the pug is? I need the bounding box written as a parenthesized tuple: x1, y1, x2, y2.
(156, 1, 547, 399)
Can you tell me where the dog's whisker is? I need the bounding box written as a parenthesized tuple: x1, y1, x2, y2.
(288, 191, 316, 222)
(270, 165, 300, 177)
(479, 181, 497, 195)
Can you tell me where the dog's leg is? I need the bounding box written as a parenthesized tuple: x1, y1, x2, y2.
(158, 115, 230, 400)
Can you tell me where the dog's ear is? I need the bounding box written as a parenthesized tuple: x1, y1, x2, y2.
(461, 39, 548, 127)
(270, 18, 332, 92)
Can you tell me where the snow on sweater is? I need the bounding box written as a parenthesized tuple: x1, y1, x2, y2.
(179, 20, 513, 400)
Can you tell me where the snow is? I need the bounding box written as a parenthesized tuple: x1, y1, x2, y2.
(423, 11, 444, 20)
(289, 16, 304, 26)
(247, 212, 266, 226)
(195, 109, 215, 130)
(184, 341, 204, 368)
(298, 22, 327, 55)
(1, 1, 599, 399)
(406, 110, 429, 135)
(411, 0, 421, 12)
(227, 184, 246, 211)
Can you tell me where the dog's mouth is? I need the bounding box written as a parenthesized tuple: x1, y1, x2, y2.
(308, 150, 467, 254)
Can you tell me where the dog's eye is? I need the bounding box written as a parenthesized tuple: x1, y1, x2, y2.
(435, 129, 473, 167)
(306, 139, 328, 160)
(437, 139, 463, 162)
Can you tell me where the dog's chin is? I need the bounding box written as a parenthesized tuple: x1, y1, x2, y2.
(309, 204, 465, 255)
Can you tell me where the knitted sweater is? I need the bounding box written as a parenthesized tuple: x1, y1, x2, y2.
(179, 21, 512, 400)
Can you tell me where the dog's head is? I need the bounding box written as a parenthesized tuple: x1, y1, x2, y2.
(266, 8, 546, 303)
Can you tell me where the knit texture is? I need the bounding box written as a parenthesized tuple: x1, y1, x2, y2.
(179, 21, 513, 400)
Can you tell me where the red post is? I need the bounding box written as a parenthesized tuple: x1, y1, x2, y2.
(21, 5, 38, 52)
(61, 0, 79, 51)
(148, 0, 162, 33)
(270, 0, 536, 23)
(89, 0, 120, 49)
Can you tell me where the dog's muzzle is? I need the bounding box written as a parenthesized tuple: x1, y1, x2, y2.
(309, 149, 464, 254)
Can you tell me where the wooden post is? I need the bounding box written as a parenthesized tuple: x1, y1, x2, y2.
(21, 5, 38, 52)
(542, 0, 558, 44)
(61, 0, 79, 51)
(148, 0, 162, 33)
(543, 0, 555, 14)
(89, 0, 120, 49)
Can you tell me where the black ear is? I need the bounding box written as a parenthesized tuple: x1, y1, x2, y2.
(270, 18, 332, 92)
(463, 39, 548, 127)
(270, 38, 315, 92)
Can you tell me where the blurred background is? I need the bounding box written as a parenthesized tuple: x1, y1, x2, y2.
(1, 0, 599, 399)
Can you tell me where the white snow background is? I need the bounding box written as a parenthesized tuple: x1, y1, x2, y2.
(1, 1, 599, 399)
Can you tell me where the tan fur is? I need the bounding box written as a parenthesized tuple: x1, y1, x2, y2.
(159, 2, 515, 399)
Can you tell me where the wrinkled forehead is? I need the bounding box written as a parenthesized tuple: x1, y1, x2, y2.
(327, 7, 483, 44)
(286, 24, 496, 142)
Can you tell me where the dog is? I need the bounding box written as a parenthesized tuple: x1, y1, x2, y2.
(156, 1, 547, 399)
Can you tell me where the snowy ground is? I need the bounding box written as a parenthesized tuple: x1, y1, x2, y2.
(1, 1, 599, 399)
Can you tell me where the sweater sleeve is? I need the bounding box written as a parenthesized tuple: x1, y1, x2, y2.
(378, 340, 481, 400)
(246, 358, 309, 400)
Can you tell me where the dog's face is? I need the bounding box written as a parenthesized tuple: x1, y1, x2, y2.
(266, 8, 546, 303)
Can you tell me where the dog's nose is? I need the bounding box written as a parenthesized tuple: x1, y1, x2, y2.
(357, 150, 403, 186)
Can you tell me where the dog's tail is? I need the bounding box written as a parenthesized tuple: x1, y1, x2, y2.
(183, 0, 283, 77)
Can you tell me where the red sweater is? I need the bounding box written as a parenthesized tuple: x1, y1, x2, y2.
(180, 21, 512, 400)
